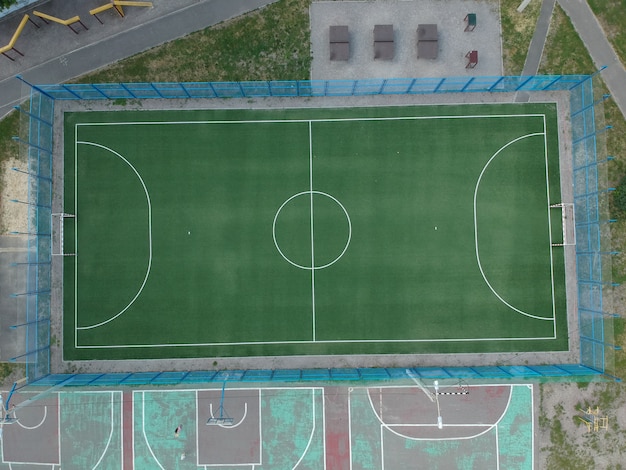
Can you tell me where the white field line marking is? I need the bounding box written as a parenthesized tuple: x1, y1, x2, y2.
(309, 121, 316, 342)
(76, 113, 547, 127)
(272, 190, 351, 270)
(543, 115, 558, 334)
(292, 389, 317, 470)
(142, 391, 165, 470)
(74, 128, 78, 349)
(365, 385, 513, 442)
(75, 141, 153, 331)
(91, 393, 115, 470)
(15, 405, 46, 429)
(75, 333, 558, 349)
(74, 114, 559, 348)
(473, 132, 554, 321)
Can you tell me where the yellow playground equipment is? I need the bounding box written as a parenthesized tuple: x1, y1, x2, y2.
(90, 1, 153, 24)
(577, 406, 609, 432)
(0, 14, 39, 61)
(33, 11, 88, 34)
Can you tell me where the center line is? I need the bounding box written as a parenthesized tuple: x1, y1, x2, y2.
(309, 121, 316, 342)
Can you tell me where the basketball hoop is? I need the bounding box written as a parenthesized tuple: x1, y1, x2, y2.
(0, 416, 17, 425)
(206, 380, 234, 426)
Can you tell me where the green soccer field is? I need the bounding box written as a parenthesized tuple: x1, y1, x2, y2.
(63, 103, 567, 360)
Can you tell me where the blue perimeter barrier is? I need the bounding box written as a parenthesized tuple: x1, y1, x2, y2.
(11, 73, 619, 386)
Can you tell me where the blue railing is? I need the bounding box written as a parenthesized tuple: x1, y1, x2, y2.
(12, 74, 619, 386)
(26, 74, 590, 100)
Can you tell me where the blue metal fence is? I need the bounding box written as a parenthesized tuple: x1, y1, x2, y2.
(12, 73, 619, 386)
(27, 74, 590, 101)
(569, 74, 619, 378)
(10, 89, 55, 382)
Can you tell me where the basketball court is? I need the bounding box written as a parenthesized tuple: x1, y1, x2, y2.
(0, 381, 533, 469)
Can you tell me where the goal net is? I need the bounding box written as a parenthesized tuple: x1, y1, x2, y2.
(51, 213, 76, 256)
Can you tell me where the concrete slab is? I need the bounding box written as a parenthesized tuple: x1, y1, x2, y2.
(311, 0, 503, 80)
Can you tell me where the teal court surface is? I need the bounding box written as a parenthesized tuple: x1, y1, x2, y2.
(62, 103, 568, 360)
(0, 382, 534, 469)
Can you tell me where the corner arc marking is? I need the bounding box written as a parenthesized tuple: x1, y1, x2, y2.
(75, 141, 153, 330)
(473, 133, 553, 321)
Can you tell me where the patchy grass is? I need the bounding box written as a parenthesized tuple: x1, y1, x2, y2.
(76, 0, 311, 84)
(538, 4, 596, 75)
(0, 109, 21, 230)
(588, 0, 626, 65)
(0, 109, 19, 165)
(545, 418, 594, 470)
(500, 0, 541, 75)
(0, 362, 16, 381)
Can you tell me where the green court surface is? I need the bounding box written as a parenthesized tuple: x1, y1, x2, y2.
(63, 104, 567, 360)
(0, 383, 533, 469)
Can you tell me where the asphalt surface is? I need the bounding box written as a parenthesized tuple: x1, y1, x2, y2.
(0, 0, 277, 119)
(522, 0, 556, 76)
(557, 0, 626, 119)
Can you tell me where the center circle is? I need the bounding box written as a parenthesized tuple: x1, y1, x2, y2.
(272, 191, 352, 270)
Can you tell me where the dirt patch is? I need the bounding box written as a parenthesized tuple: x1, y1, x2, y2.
(0, 158, 28, 234)
(537, 381, 626, 469)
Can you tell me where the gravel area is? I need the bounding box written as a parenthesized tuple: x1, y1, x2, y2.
(310, 0, 503, 80)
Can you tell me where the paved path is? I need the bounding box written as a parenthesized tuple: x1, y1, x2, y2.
(0, 0, 276, 119)
(516, 0, 556, 102)
(557, 0, 626, 118)
(522, 0, 556, 76)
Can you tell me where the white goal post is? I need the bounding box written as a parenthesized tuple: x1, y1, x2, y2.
(550, 203, 576, 247)
(51, 212, 76, 256)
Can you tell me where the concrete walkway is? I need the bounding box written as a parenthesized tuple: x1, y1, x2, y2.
(557, 0, 626, 118)
(522, 0, 556, 76)
(0, 0, 277, 119)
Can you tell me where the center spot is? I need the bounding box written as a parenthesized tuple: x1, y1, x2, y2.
(273, 191, 351, 270)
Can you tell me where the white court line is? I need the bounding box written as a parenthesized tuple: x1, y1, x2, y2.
(473, 132, 555, 322)
(15, 406, 46, 430)
(73, 113, 560, 348)
(91, 392, 116, 469)
(292, 389, 317, 470)
(141, 391, 165, 470)
(74, 141, 153, 331)
(366, 385, 513, 442)
(530, 384, 535, 470)
(496, 423, 500, 470)
(321, 388, 327, 470)
(74, 131, 78, 349)
(75, 113, 547, 127)
(348, 388, 354, 470)
(543, 115, 558, 337)
(74, 333, 558, 349)
(309, 121, 316, 342)
(195, 390, 200, 468)
(208, 402, 248, 428)
(128, 391, 134, 470)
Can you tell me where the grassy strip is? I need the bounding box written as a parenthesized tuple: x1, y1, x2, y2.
(500, 0, 541, 75)
(538, 4, 595, 75)
(588, 0, 626, 65)
(75, 0, 311, 84)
